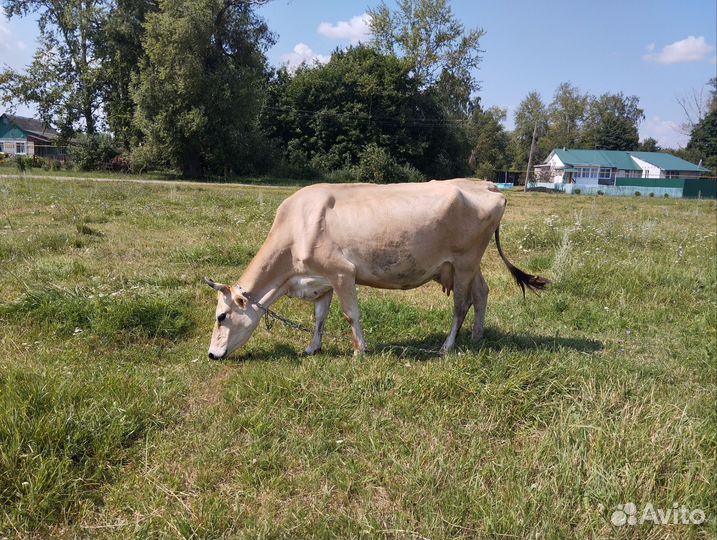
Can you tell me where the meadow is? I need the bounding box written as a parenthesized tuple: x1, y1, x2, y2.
(0, 176, 715, 539)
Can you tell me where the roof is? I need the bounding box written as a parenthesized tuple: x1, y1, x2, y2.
(629, 151, 709, 172)
(1, 113, 59, 142)
(553, 149, 641, 171)
(550, 148, 708, 172)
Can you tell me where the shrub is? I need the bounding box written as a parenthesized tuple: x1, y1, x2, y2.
(68, 134, 120, 171)
(13, 155, 27, 173)
(664, 193, 670, 198)
(597, 190, 604, 196)
(356, 144, 423, 183)
(634, 191, 641, 197)
(573, 188, 581, 195)
(128, 144, 166, 174)
(324, 166, 361, 183)
(649, 192, 655, 197)
(108, 155, 130, 172)
(28, 155, 47, 169)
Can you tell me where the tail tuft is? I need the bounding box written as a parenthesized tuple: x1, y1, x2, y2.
(495, 227, 550, 298)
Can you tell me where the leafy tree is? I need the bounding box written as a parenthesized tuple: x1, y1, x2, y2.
(686, 108, 717, 174)
(0, 0, 107, 135)
(97, 0, 158, 150)
(637, 137, 660, 152)
(544, 82, 588, 150)
(262, 46, 469, 179)
(132, 0, 275, 177)
(368, 0, 484, 113)
(467, 105, 509, 178)
(581, 92, 644, 151)
(511, 91, 548, 170)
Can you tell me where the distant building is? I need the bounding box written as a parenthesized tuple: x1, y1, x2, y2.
(0, 113, 65, 159)
(535, 148, 709, 186)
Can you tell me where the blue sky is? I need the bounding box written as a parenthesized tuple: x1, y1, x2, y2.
(2, 0, 715, 147)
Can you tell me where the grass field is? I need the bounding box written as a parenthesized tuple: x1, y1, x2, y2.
(0, 176, 715, 539)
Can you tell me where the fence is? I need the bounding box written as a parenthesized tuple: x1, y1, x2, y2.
(615, 178, 716, 199)
(528, 178, 716, 199)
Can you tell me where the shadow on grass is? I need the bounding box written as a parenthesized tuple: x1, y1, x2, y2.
(225, 327, 603, 363)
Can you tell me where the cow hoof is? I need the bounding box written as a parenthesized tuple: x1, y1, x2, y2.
(301, 347, 321, 356)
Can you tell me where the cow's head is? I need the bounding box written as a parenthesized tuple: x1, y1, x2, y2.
(204, 277, 263, 359)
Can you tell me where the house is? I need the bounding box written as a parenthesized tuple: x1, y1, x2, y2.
(535, 148, 709, 186)
(0, 113, 65, 159)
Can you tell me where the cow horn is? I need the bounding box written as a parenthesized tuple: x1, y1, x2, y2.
(204, 277, 231, 294)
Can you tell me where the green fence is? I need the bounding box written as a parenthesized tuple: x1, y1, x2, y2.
(615, 178, 716, 199)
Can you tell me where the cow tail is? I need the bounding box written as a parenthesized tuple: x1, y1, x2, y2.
(494, 226, 550, 298)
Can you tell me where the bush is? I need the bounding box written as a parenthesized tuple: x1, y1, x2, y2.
(356, 144, 423, 183)
(663, 193, 670, 198)
(68, 134, 120, 171)
(597, 190, 604, 196)
(573, 188, 581, 195)
(128, 144, 165, 174)
(13, 155, 27, 173)
(634, 191, 641, 197)
(323, 166, 361, 183)
(649, 192, 655, 197)
(108, 155, 130, 172)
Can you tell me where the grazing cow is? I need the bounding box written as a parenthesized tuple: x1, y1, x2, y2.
(205, 179, 547, 359)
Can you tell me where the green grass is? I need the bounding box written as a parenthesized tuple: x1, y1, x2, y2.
(0, 164, 316, 187)
(0, 176, 715, 539)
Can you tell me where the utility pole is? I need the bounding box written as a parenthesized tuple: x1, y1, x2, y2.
(524, 120, 538, 192)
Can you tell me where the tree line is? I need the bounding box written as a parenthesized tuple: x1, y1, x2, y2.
(1, 0, 714, 179)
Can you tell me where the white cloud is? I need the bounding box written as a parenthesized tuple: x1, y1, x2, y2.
(640, 116, 689, 149)
(317, 13, 371, 44)
(281, 43, 330, 72)
(0, 16, 26, 51)
(643, 35, 714, 65)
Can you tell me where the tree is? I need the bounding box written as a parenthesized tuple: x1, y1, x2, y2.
(132, 0, 275, 177)
(686, 108, 717, 174)
(262, 46, 469, 179)
(511, 91, 548, 171)
(676, 77, 717, 135)
(467, 105, 509, 178)
(97, 0, 158, 150)
(544, 82, 588, 150)
(638, 137, 660, 152)
(0, 0, 107, 135)
(368, 0, 484, 113)
(581, 92, 644, 151)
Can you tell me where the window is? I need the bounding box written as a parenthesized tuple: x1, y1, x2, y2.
(16, 142, 26, 155)
(599, 167, 612, 180)
(0, 141, 3, 153)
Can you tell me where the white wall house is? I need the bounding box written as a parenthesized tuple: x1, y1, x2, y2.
(534, 149, 708, 185)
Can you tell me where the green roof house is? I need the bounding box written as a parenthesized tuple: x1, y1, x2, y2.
(0, 113, 65, 159)
(535, 148, 709, 185)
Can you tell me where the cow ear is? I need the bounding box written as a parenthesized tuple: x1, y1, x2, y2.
(232, 290, 247, 310)
(204, 277, 230, 295)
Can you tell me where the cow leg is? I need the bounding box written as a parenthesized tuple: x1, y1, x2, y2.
(440, 273, 473, 354)
(471, 270, 489, 341)
(331, 274, 366, 356)
(304, 289, 333, 355)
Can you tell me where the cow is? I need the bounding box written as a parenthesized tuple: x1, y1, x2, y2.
(205, 179, 548, 359)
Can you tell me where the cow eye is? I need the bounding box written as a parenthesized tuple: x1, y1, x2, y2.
(217, 313, 228, 324)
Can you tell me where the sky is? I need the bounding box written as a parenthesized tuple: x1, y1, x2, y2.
(1, 0, 715, 148)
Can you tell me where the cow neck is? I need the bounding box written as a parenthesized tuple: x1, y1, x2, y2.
(236, 241, 292, 309)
